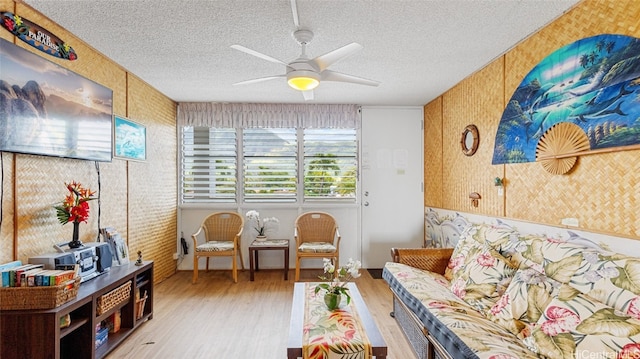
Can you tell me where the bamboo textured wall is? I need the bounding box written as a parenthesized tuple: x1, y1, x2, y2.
(441, 58, 505, 218)
(424, 98, 443, 208)
(0, 0, 178, 282)
(425, 0, 640, 239)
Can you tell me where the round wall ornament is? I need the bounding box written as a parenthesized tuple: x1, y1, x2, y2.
(461, 124, 479, 156)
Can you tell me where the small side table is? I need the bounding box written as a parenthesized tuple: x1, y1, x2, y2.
(249, 239, 290, 281)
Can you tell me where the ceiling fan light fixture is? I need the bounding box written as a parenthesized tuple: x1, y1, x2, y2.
(287, 70, 320, 91)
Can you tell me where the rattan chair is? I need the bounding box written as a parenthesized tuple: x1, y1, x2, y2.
(294, 211, 341, 281)
(191, 211, 244, 283)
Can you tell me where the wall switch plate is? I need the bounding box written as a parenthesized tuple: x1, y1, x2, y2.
(561, 218, 579, 227)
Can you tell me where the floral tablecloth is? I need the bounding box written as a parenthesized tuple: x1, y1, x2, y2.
(303, 283, 372, 359)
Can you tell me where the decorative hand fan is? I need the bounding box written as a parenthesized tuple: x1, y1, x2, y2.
(492, 34, 640, 166)
(535, 122, 590, 175)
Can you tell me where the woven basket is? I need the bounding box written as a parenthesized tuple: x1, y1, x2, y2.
(0, 277, 81, 310)
(96, 280, 132, 316)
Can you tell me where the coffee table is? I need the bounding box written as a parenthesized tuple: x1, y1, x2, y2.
(248, 239, 289, 281)
(287, 282, 387, 359)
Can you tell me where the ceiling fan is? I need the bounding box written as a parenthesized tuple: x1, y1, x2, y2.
(231, 0, 380, 101)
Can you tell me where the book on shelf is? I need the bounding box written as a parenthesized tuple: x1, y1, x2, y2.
(38, 270, 55, 286)
(0, 261, 22, 287)
(22, 267, 45, 287)
(0, 261, 80, 288)
(101, 227, 130, 266)
(52, 270, 76, 286)
(9, 264, 43, 287)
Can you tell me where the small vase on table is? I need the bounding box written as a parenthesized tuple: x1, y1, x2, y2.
(324, 292, 342, 311)
(68, 221, 83, 248)
(256, 235, 267, 242)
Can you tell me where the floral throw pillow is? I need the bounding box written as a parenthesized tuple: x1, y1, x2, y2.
(524, 293, 640, 358)
(481, 220, 527, 267)
(487, 266, 561, 339)
(570, 252, 640, 319)
(497, 234, 602, 280)
(444, 223, 487, 281)
(449, 243, 518, 313)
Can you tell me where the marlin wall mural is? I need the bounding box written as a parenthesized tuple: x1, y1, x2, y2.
(492, 34, 640, 165)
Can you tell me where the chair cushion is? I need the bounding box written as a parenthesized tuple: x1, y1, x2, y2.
(298, 242, 336, 253)
(196, 241, 234, 252)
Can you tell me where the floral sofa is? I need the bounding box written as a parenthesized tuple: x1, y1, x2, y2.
(383, 219, 640, 359)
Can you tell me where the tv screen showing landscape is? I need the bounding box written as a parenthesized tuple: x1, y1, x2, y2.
(0, 38, 113, 162)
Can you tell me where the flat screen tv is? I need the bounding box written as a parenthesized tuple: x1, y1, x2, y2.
(0, 37, 113, 162)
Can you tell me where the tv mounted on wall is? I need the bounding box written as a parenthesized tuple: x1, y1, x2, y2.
(0, 37, 113, 162)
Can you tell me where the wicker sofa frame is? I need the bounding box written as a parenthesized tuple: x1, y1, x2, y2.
(389, 247, 455, 359)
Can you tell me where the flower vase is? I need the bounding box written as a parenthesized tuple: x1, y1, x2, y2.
(68, 221, 83, 248)
(256, 235, 267, 242)
(324, 292, 342, 311)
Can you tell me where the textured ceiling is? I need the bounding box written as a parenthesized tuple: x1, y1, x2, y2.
(23, 0, 580, 106)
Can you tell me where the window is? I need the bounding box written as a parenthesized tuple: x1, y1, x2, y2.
(303, 129, 357, 199)
(180, 127, 357, 204)
(181, 127, 237, 203)
(243, 128, 297, 203)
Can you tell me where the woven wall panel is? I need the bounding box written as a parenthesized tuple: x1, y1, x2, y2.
(1, 154, 15, 263)
(507, 152, 640, 238)
(126, 75, 178, 282)
(505, 0, 640, 238)
(441, 58, 505, 217)
(424, 99, 443, 207)
(15, 156, 99, 262)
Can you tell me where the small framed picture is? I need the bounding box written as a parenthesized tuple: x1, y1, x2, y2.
(114, 116, 146, 161)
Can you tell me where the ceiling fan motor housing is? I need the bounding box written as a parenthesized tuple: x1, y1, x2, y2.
(287, 58, 320, 91)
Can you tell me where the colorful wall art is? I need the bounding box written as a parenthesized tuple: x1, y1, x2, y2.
(492, 34, 640, 164)
(114, 116, 146, 161)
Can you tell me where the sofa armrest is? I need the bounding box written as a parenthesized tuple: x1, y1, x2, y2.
(390, 248, 454, 275)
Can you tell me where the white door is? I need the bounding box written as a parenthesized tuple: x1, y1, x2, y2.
(360, 107, 424, 268)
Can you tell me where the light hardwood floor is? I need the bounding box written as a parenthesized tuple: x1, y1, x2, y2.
(106, 268, 415, 359)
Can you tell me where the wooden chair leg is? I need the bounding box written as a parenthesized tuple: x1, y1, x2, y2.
(206, 257, 210, 272)
(232, 254, 238, 283)
(238, 248, 245, 270)
(295, 256, 301, 281)
(192, 254, 198, 284)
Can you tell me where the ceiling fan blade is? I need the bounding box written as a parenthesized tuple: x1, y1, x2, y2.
(233, 75, 285, 86)
(313, 43, 363, 71)
(302, 90, 314, 101)
(321, 70, 380, 87)
(231, 45, 286, 65)
(290, 0, 300, 28)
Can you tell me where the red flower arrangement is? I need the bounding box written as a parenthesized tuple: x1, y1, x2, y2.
(55, 181, 96, 224)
